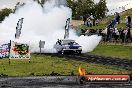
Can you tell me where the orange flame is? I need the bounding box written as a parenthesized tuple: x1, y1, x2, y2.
(78, 65, 86, 76)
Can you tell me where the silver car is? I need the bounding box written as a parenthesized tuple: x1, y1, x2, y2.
(54, 39, 82, 54)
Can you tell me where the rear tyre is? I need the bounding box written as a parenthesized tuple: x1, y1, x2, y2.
(58, 51, 64, 54)
(76, 50, 81, 54)
(61, 51, 64, 54)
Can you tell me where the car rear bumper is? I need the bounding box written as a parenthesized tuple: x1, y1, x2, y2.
(63, 49, 82, 51)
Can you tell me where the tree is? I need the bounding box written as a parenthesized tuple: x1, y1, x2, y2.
(67, 0, 108, 20)
(95, 0, 108, 19)
(67, 0, 78, 19)
(76, 0, 95, 18)
(0, 8, 12, 22)
(67, 0, 95, 19)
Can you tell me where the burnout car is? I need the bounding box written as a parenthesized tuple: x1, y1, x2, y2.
(54, 39, 82, 54)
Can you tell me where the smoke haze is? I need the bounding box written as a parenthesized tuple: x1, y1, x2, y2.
(0, 0, 102, 53)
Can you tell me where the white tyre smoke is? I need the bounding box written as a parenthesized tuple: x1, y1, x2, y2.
(0, 0, 101, 53)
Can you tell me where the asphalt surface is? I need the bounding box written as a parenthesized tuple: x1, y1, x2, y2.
(0, 76, 132, 88)
(69, 54, 132, 70)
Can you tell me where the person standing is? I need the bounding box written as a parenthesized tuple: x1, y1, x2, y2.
(128, 16, 131, 28)
(119, 27, 124, 43)
(127, 16, 131, 40)
(87, 17, 90, 27)
(125, 16, 128, 25)
(123, 28, 128, 43)
(95, 19, 99, 26)
(83, 15, 87, 25)
(128, 16, 131, 24)
(114, 28, 119, 42)
(115, 13, 120, 24)
(116, 15, 120, 24)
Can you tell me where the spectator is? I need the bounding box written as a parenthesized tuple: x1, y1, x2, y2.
(107, 28, 113, 42)
(95, 19, 99, 26)
(126, 16, 131, 40)
(85, 29, 89, 35)
(123, 28, 128, 43)
(89, 19, 92, 27)
(115, 12, 120, 24)
(101, 28, 107, 42)
(127, 27, 131, 41)
(128, 16, 131, 24)
(119, 27, 124, 43)
(127, 16, 131, 28)
(90, 15, 94, 26)
(87, 17, 91, 27)
(125, 16, 128, 26)
(111, 19, 117, 28)
(83, 15, 87, 25)
(114, 28, 119, 41)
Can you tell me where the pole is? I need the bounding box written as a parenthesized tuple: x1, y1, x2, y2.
(40, 40, 41, 54)
(9, 40, 11, 65)
(9, 59, 10, 65)
(29, 59, 30, 63)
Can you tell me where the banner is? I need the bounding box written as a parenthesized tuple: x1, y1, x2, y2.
(0, 44, 10, 58)
(39, 40, 45, 48)
(15, 18, 24, 39)
(9, 41, 30, 59)
(64, 18, 70, 39)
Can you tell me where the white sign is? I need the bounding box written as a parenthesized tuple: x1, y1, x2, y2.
(39, 41, 45, 48)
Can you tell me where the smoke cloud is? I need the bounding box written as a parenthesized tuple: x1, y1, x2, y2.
(0, 0, 101, 53)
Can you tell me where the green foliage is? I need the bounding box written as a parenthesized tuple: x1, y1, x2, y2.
(67, 0, 108, 20)
(78, 23, 127, 30)
(76, 0, 94, 16)
(78, 24, 106, 30)
(0, 8, 12, 22)
(95, 0, 108, 19)
(67, 0, 78, 19)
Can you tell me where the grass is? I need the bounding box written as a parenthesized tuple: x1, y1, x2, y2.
(78, 23, 127, 30)
(78, 24, 106, 30)
(0, 54, 131, 77)
(89, 44, 132, 59)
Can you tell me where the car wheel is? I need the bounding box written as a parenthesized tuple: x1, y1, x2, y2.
(58, 51, 64, 54)
(61, 51, 64, 54)
(76, 51, 81, 54)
